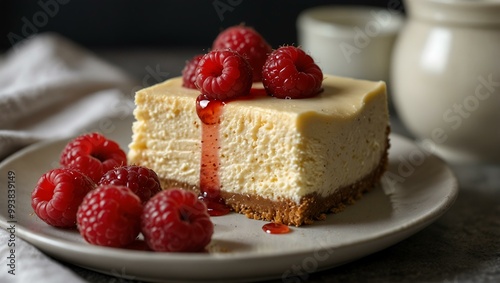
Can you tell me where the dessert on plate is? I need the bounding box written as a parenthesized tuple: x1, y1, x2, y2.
(128, 26, 390, 226)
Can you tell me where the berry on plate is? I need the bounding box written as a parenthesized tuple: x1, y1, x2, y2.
(98, 165, 162, 204)
(31, 168, 95, 228)
(182, 54, 203, 89)
(262, 46, 323, 99)
(60, 133, 127, 183)
(195, 49, 253, 101)
(212, 25, 272, 82)
(77, 185, 143, 248)
(141, 189, 214, 252)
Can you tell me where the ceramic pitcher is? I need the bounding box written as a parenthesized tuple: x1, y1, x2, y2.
(391, 0, 500, 164)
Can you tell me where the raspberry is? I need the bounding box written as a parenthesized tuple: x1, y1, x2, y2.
(262, 46, 323, 99)
(213, 25, 272, 82)
(182, 54, 203, 89)
(77, 185, 143, 248)
(60, 133, 127, 183)
(195, 49, 252, 101)
(98, 165, 162, 204)
(141, 189, 214, 252)
(31, 168, 95, 228)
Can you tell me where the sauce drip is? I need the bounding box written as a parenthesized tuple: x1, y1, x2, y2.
(262, 223, 291, 234)
(196, 94, 231, 216)
(194, 88, 268, 217)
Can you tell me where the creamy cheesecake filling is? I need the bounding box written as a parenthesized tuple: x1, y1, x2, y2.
(128, 75, 389, 225)
(157, 127, 389, 226)
(218, 84, 387, 203)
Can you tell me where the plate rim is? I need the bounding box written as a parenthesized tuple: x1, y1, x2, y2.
(0, 133, 459, 281)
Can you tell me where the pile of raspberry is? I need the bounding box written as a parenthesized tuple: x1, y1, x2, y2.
(182, 24, 324, 101)
(31, 132, 214, 253)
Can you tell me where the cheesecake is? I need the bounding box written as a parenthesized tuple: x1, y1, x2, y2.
(128, 75, 390, 226)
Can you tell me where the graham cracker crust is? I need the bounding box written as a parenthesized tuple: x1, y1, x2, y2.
(160, 128, 390, 226)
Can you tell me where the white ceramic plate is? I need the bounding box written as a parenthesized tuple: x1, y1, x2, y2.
(0, 133, 458, 282)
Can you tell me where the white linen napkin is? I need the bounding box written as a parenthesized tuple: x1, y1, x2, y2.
(0, 32, 136, 159)
(0, 231, 88, 283)
(0, 33, 137, 283)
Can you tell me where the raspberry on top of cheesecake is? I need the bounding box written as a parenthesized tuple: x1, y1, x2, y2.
(128, 25, 390, 226)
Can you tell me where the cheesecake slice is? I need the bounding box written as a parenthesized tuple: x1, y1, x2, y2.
(128, 75, 390, 226)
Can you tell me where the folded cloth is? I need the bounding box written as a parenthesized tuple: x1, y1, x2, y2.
(0, 32, 137, 159)
(0, 231, 88, 283)
(0, 33, 137, 282)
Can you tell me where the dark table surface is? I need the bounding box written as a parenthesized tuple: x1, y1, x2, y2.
(57, 48, 500, 283)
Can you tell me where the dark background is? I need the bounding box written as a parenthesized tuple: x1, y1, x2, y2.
(1, 0, 400, 51)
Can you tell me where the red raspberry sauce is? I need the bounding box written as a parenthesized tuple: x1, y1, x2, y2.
(195, 89, 268, 216)
(262, 223, 290, 234)
(196, 95, 231, 216)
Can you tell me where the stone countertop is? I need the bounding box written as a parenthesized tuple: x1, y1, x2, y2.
(62, 49, 500, 283)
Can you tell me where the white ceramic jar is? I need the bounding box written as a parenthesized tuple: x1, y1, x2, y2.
(391, 0, 500, 164)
